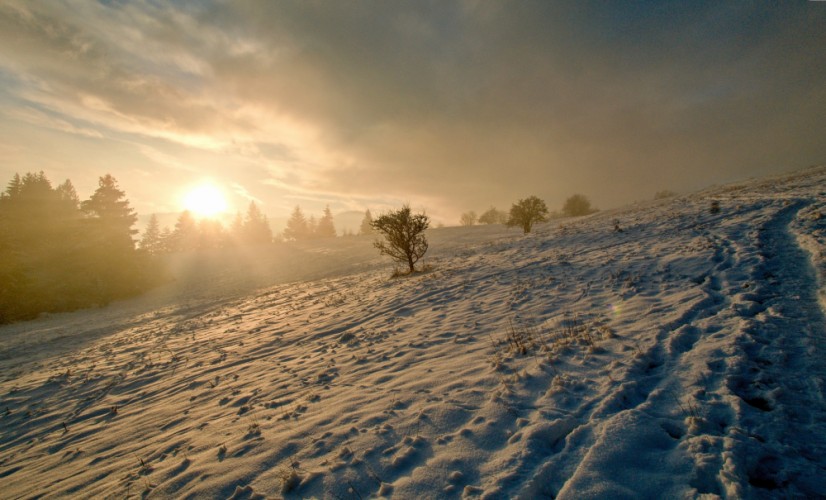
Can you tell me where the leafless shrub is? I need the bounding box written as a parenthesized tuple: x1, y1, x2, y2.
(505, 318, 542, 355)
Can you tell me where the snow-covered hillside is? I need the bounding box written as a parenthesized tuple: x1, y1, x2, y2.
(2, 167, 825, 499)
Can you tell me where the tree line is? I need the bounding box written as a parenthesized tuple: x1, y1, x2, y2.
(0, 172, 166, 323)
(0, 169, 599, 322)
(283, 205, 337, 241)
(139, 202, 273, 253)
(459, 194, 598, 228)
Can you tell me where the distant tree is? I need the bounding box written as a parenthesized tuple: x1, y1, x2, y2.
(478, 207, 508, 225)
(360, 209, 374, 235)
(283, 205, 309, 241)
(562, 194, 596, 217)
(371, 204, 430, 274)
(459, 211, 477, 227)
(0, 234, 26, 323)
(199, 218, 227, 248)
(139, 214, 163, 254)
(56, 179, 80, 209)
(159, 226, 174, 253)
(230, 211, 244, 239)
(243, 201, 272, 244)
(0, 172, 166, 316)
(307, 215, 318, 238)
(507, 196, 549, 234)
(81, 174, 139, 244)
(316, 205, 336, 238)
(171, 210, 199, 251)
(4, 173, 22, 199)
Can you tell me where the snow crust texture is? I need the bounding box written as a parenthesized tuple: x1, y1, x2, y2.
(2, 167, 826, 499)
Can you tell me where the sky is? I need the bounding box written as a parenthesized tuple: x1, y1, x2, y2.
(0, 1, 824, 229)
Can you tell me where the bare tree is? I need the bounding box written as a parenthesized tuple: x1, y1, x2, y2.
(459, 211, 477, 226)
(371, 204, 430, 274)
(507, 196, 548, 234)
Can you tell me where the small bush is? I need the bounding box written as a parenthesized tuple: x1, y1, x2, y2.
(479, 207, 508, 225)
(562, 194, 597, 217)
(371, 205, 430, 274)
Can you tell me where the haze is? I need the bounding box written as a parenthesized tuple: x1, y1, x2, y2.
(0, 1, 824, 224)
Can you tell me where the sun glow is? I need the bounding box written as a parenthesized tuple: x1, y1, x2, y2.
(182, 183, 228, 218)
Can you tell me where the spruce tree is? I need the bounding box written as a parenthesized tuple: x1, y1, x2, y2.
(56, 180, 80, 210)
(230, 211, 244, 240)
(359, 209, 374, 235)
(81, 174, 146, 302)
(81, 174, 139, 245)
(4, 173, 22, 199)
(171, 211, 199, 251)
(283, 205, 309, 241)
(198, 218, 227, 249)
(243, 202, 272, 244)
(316, 205, 336, 238)
(307, 215, 318, 239)
(139, 214, 163, 254)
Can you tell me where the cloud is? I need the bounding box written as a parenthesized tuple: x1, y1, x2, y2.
(231, 182, 262, 206)
(0, 1, 824, 221)
(6, 105, 103, 138)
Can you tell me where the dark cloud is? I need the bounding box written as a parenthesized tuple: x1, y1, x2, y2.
(0, 1, 824, 219)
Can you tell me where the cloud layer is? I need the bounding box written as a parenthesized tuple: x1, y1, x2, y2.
(1, 1, 824, 223)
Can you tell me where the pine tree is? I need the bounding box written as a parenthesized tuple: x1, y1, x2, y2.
(80, 174, 147, 302)
(198, 218, 227, 249)
(56, 180, 80, 210)
(159, 226, 174, 253)
(0, 172, 164, 321)
(139, 214, 163, 254)
(81, 174, 139, 245)
(359, 209, 374, 235)
(243, 202, 272, 244)
(171, 211, 199, 251)
(316, 205, 336, 238)
(283, 205, 309, 241)
(3, 173, 22, 199)
(307, 216, 318, 239)
(230, 211, 244, 240)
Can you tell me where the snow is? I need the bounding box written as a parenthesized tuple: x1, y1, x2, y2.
(2, 166, 826, 499)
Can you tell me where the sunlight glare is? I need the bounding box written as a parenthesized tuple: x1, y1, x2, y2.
(183, 183, 228, 218)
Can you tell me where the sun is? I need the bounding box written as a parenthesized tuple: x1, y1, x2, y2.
(182, 183, 228, 218)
